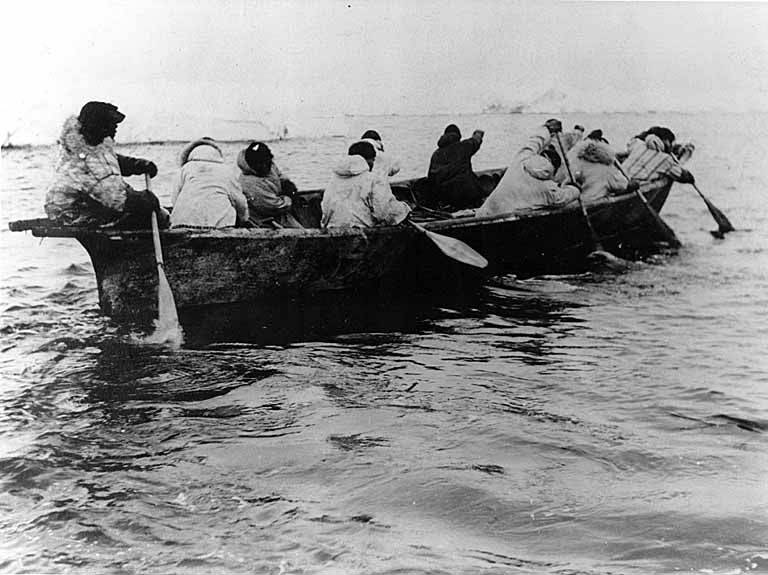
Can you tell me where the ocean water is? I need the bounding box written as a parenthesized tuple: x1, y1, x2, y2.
(1, 112, 767, 574)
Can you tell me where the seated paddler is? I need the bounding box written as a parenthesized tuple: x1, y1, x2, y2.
(170, 138, 249, 228)
(554, 128, 632, 204)
(360, 129, 401, 181)
(550, 124, 585, 182)
(426, 124, 485, 210)
(321, 141, 411, 228)
(45, 101, 167, 228)
(477, 119, 580, 217)
(236, 141, 303, 228)
(619, 126, 695, 189)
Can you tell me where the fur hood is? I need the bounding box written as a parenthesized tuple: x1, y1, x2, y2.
(58, 115, 114, 156)
(59, 116, 86, 154)
(333, 155, 371, 178)
(179, 138, 223, 165)
(573, 140, 616, 165)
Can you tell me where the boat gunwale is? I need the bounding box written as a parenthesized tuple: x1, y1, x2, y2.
(7, 171, 669, 240)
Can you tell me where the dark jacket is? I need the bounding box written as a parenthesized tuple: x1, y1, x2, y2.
(426, 132, 483, 208)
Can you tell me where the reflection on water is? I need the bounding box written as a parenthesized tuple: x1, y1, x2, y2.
(175, 281, 582, 349)
(179, 291, 428, 348)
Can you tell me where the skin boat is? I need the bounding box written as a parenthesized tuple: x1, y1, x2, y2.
(8, 169, 676, 321)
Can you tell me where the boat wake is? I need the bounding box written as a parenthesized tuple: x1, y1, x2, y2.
(143, 319, 184, 348)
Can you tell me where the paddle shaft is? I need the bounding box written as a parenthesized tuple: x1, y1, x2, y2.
(668, 155, 734, 234)
(146, 175, 164, 265)
(151, 213, 164, 266)
(613, 162, 681, 247)
(554, 132, 605, 252)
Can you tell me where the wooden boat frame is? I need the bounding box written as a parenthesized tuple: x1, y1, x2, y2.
(9, 169, 676, 320)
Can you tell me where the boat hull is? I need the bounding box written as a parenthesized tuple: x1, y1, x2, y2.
(80, 226, 419, 318)
(10, 176, 675, 320)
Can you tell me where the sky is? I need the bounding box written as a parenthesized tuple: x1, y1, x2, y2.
(2, 0, 768, 144)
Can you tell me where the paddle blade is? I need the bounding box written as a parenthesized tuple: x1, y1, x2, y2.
(146, 265, 184, 347)
(703, 197, 735, 234)
(422, 228, 488, 268)
(694, 184, 734, 234)
(146, 211, 184, 348)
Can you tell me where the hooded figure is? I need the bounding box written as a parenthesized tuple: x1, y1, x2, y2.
(557, 138, 629, 203)
(170, 138, 249, 228)
(478, 125, 580, 217)
(236, 141, 302, 227)
(45, 102, 161, 227)
(360, 129, 401, 179)
(586, 129, 609, 144)
(321, 141, 411, 228)
(426, 124, 485, 209)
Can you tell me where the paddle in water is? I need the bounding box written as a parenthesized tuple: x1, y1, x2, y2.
(672, 147, 734, 236)
(144, 174, 184, 347)
(692, 182, 735, 236)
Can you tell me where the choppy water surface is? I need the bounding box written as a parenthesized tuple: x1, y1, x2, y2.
(1, 112, 767, 574)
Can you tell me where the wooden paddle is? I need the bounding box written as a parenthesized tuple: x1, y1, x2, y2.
(613, 161, 682, 248)
(409, 220, 488, 268)
(670, 149, 734, 235)
(146, 175, 182, 342)
(554, 132, 606, 253)
(691, 183, 734, 235)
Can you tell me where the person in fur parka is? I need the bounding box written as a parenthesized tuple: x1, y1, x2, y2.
(236, 141, 302, 228)
(45, 101, 163, 227)
(620, 128, 695, 188)
(557, 135, 630, 204)
(478, 119, 580, 217)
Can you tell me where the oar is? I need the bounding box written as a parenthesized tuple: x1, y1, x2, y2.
(554, 132, 606, 253)
(691, 182, 734, 235)
(146, 174, 182, 344)
(408, 220, 488, 268)
(614, 161, 681, 248)
(670, 150, 734, 234)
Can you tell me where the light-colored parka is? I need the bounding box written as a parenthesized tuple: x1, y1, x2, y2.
(321, 155, 411, 228)
(360, 137, 401, 179)
(478, 127, 580, 217)
(170, 140, 249, 228)
(556, 139, 629, 203)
